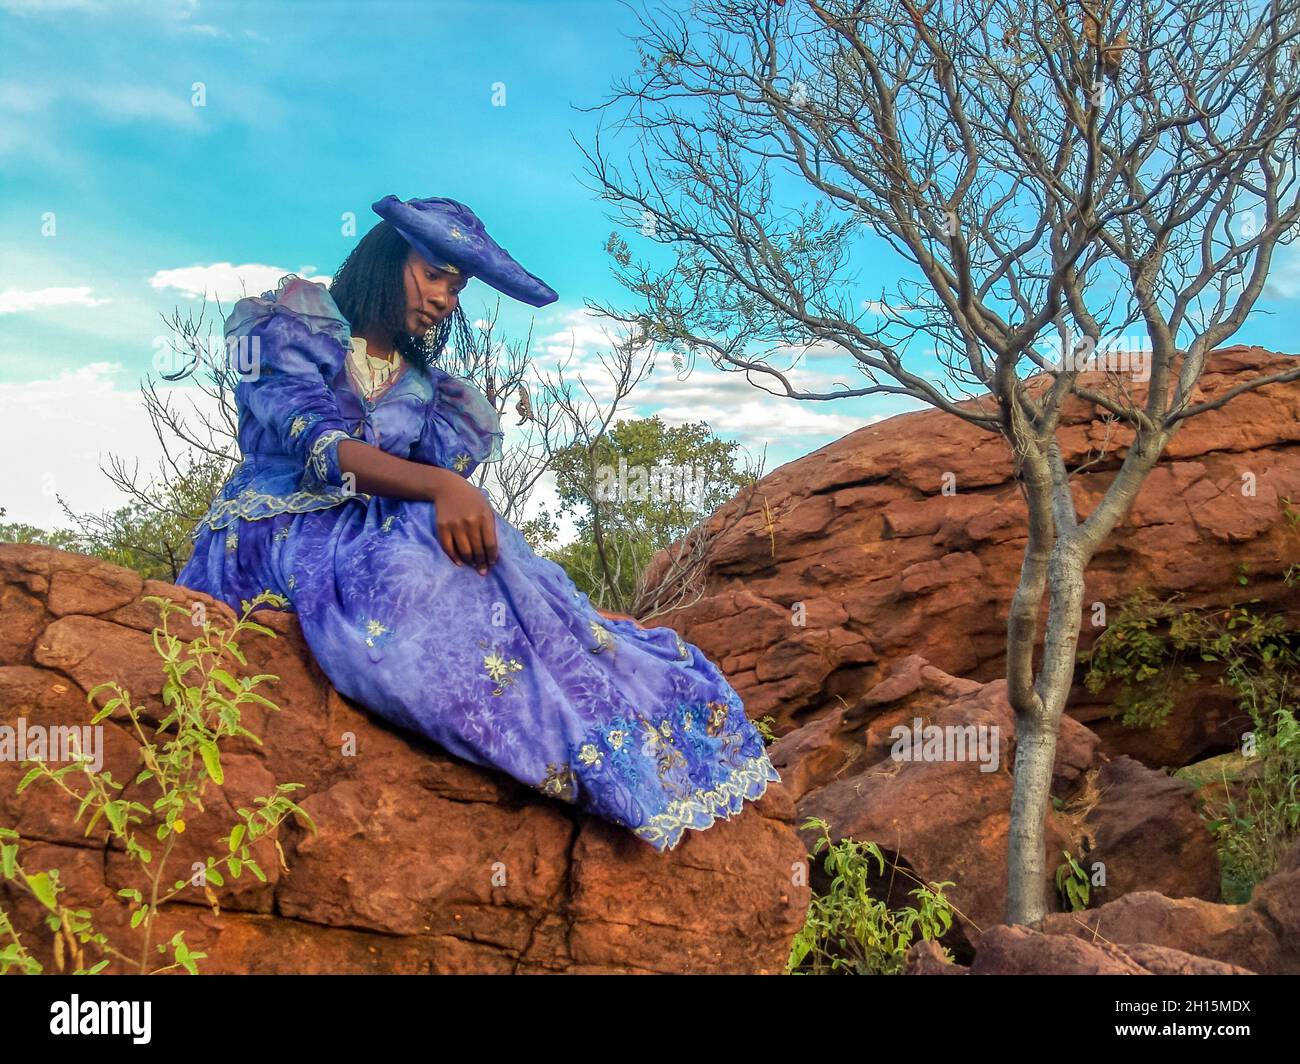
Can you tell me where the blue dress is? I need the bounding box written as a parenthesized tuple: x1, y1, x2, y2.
(177, 275, 780, 852)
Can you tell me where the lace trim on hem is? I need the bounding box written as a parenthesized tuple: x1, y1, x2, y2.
(632, 754, 782, 852)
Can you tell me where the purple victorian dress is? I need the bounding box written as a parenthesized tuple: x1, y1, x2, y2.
(177, 275, 780, 852)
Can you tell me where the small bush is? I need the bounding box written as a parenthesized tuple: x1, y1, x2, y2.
(787, 816, 956, 975)
(0, 590, 316, 974)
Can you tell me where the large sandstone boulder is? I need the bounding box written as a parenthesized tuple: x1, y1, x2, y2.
(0, 545, 808, 975)
(769, 654, 1223, 947)
(904, 841, 1300, 974)
(663, 347, 1300, 769)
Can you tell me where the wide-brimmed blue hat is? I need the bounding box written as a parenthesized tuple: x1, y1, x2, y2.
(371, 194, 558, 308)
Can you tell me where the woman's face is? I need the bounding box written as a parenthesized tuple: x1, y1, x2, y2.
(401, 247, 467, 335)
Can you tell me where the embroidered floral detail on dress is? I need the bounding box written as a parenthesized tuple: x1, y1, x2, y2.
(550, 696, 781, 851)
(704, 700, 729, 736)
(380, 514, 402, 534)
(674, 633, 690, 660)
(286, 573, 297, 590)
(273, 527, 291, 543)
(363, 618, 391, 648)
(478, 640, 525, 695)
(639, 716, 689, 786)
(588, 620, 614, 654)
(225, 531, 239, 553)
(288, 414, 315, 438)
(452, 452, 471, 473)
(539, 762, 579, 802)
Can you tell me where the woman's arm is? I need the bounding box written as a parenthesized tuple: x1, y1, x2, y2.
(337, 440, 499, 573)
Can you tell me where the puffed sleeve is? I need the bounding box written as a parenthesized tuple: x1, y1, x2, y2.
(226, 275, 355, 492)
(409, 368, 505, 479)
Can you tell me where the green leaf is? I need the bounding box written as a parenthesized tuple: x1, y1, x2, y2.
(15, 767, 42, 795)
(198, 741, 224, 785)
(28, 871, 58, 910)
(228, 824, 245, 852)
(90, 698, 121, 724)
(211, 669, 243, 695)
(130, 906, 148, 929)
(104, 802, 126, 835)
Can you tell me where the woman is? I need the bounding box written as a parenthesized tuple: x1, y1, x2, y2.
(178, 194, 780, 852)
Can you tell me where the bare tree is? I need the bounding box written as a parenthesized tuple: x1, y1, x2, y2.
(579, 0, 1300, 923)
(56, 297, 241, 579)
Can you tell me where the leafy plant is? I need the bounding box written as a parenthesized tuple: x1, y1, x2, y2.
(786, 816, 956, 975)
(1054, 850, 1091, 912)
(1079, 503, 1300, 901)
(0, 590, 317, 974)
(1202, 640, 1300, 901)
(1079, 588, 1209, 729)
(544, 415, 758, 614)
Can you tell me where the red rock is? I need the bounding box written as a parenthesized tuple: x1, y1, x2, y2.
(1030, 844, 1300, 973)
(967, 924, 1254, 974)
(0, 545, 806, 974)
(777, 655, 1218, 938)
(1078, 755, 1222, 906)
(650, 348, 1300, 773)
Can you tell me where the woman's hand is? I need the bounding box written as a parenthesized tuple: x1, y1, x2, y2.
(425, 468, 499, 574)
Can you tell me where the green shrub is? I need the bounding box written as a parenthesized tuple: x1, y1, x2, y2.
(787, 816, 956, 975)
(1078, 508, 1299, 901)
(0, 590, 316, 974)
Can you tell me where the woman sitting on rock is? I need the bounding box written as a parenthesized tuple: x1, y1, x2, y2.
(177, 194, 780, 852)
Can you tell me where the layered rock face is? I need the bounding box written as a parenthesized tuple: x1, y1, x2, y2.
(767, 654, 1224, 953)
(0, 545, 808, 975)
(904, 837, 1300, 975)
(662, 347, 1300, 769)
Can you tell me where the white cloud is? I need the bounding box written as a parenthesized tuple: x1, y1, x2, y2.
(1264, 243, 1300, 300)
(87, 83, 204, 128)
(520, 306, 889, 466)
(0, 362, 219, 528)
(0, 286, 110, 314)
(862, 298, 916, 315)
(148, 263, 333, 303)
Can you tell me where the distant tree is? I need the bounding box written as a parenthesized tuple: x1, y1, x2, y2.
(55, 454, 231, 581)
(546, 415, 761, 612)
(0, 509, 84, 552)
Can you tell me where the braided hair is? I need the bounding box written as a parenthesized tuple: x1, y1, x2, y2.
(329, 219, 479, 374)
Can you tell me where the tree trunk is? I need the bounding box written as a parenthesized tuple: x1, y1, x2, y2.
(1005, 539, 1088, 925)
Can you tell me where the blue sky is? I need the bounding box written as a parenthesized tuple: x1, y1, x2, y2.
(1, 0, 1297, 531)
